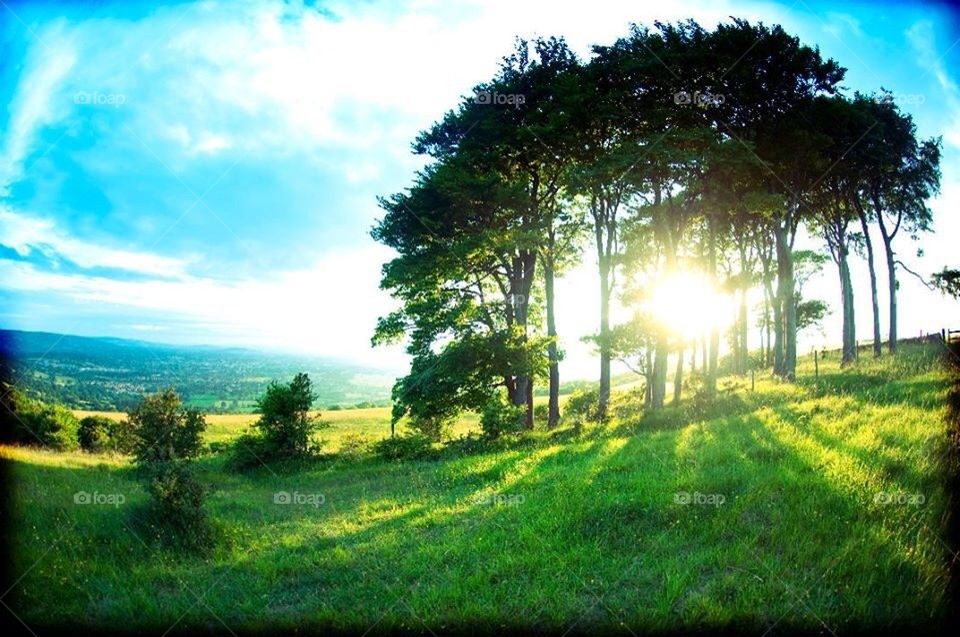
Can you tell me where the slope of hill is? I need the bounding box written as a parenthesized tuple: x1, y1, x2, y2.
(0, 329, 396, 411)
(1, 343, 954, 632)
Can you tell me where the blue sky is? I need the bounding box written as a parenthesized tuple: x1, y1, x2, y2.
(1, 0, 958, 375)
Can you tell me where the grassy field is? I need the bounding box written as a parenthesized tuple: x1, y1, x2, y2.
(72, 395, 578, 449)
(2, 343, 957, 633)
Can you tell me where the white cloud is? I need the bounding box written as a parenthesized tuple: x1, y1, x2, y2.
(0, 207, 189, 277)
(0, 20, 78, 195)
(0, 241, 406, 367)
(907, 20, 960, 148)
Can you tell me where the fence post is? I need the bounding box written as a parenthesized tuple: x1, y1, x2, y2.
(814, 349, 819, 378)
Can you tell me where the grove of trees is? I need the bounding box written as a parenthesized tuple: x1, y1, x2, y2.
(372, 19, 942, 435)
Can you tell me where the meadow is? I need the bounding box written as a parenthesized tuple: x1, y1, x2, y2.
(2, 343, 956, 633)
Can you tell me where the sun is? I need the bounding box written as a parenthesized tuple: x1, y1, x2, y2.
(645, 270, 733, 339)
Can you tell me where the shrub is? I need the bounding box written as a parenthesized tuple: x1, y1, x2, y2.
(78, 415, 113, 452)
(128, 389, 209, 549)
(337, 433, 375, 460)
(129, 389, 206, 465)
(373, 433, 435, 460)
(144, 461, 211, 549)
(480, 394, 524, 438)
(533, 403, 550, 426)
(563, 388, 601, 425)
(1, 390, 78, 450)
(407, 414, 451, 442)
(106, 419, 138, 454)
(225, 431, 279, 472)
(253, 373, 327, 459)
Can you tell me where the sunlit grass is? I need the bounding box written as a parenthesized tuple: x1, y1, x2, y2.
(5, 343, 954, 632)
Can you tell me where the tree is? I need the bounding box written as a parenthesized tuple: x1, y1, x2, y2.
(712, 20, 845, 380)
(128, 389, 209, 547)
(857, 93, 941, 353)
(932, 267, 960, 299)
(254, 373, 324, 456)
(130, 388, 205, 465)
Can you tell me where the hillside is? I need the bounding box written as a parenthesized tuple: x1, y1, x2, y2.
(2, 343, 955, 632)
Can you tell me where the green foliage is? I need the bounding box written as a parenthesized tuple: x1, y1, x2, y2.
(564, 388, 601, 425)
(479, 393, 524, 438)
(931, 267, 960, 299)
(253, 373, 327, 458)
(797, 298, 829, 332)
(373, 433, 435, 460)
(129, 389, 206, 465)
(106, 419, 138, 454)
(533, 403, 549, 424)
(224, 431, 275, 472)
(143, 461, 212, 550)
(128, 389, 209, 550)
(337, 433, 375, 460)
(77, 415, 113, 452)
(1, 389, 79, 450)
(406, 414, 452, 442)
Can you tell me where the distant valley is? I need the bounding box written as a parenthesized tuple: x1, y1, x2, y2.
(0, 329, 397, 412)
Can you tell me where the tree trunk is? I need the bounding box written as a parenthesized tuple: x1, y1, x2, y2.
(855, 202, 882, 357)
(652, 338, 668, 408)
(673, 345, 684, 405)
(544, 256, 560, 428)
(774, 217, 796, 380)
(705, 220, 719, 396)
(877, 214, 898, 355)
(644, 347, 653, 408)
(701, 336, 708, 378)
(738, 287, 748, 374)
(838, 243, 856, 365)
(510, 251, 537, 427)
(598, 255, 611, 415)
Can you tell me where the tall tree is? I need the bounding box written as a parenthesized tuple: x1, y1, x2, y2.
(710, 20, 845, 380)
(858, 93, 941, 354)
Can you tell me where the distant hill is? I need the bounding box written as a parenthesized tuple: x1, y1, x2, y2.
(0, 329, 396, 412)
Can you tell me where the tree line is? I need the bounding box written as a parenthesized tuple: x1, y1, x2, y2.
(372, 19, 942, 435)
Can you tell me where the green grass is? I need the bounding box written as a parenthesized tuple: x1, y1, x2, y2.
(3, 343, 956, 633)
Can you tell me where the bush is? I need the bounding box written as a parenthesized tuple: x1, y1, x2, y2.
(78, 415, 113, 452)
(1, 389, 78, 450)
(144, 461, 211, 549)
(533, 403, 550, 426)
(225, 431, 279, 472)
(128, 389, 209, 549)
(407, 414, 451, 442)
(107, 419, 138, 454)
(480, 394, 524, 438)
(564, 388, 601, 425)
(129, 389, 206, 465)
(373, 433, 435, 460)
(252, 373, 327, 459)
(337, 433, 375, 460)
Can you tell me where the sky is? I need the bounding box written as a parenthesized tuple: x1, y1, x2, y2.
(0, 0, 958, 377)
